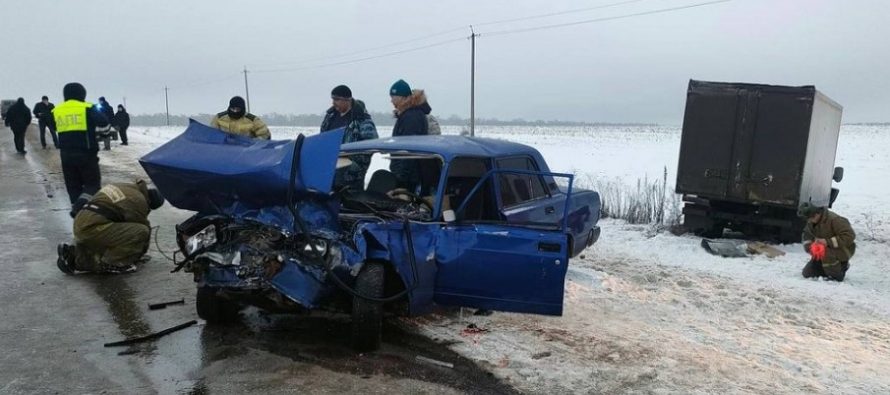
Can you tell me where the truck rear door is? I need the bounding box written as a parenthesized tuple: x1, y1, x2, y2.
(676, 84, 741, 199)
(745, 91, 812, 205)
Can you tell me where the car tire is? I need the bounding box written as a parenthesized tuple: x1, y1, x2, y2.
(196, 287, 240, 324)
(351, 262, 385, 352)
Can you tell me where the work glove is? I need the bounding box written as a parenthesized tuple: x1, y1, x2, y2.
(810, 240, 827, 261)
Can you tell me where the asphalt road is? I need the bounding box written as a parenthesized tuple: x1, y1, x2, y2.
(0, 125, 519, 394)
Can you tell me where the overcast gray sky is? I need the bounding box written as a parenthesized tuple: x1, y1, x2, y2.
(2, 0, 888, 123)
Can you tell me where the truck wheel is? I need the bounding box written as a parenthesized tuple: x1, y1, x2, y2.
(196, 287, 240, 324)
(351, 262, 385, 352)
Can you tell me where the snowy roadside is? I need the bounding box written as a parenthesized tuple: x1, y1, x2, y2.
(400, 220, 890, 394)
(113, 124, 890, 394)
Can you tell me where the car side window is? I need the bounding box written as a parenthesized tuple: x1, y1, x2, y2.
(496, 157, 549, 208)
(445, 157, 500, 222)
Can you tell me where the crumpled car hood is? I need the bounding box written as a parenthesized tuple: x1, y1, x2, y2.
(139, 119, 344, 216)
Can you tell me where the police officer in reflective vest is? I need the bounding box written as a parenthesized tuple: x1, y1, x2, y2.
(52, 82, 111, 216)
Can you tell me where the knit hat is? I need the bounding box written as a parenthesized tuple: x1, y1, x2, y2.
(63, 82, 87, 101)
(389, 79, 411, 97)
(797, 202, 823, 218)
(229, 96, 246, 110)
(147, 188, 165, 210)
(331, 85, 352, 99)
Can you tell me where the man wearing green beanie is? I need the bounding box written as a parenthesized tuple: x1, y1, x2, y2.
(388, 79, 434, 192)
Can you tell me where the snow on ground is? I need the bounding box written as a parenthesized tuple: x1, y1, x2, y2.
(123, 123, 890, 393)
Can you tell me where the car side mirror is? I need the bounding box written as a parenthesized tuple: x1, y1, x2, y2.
(831, 166, 844, 182)
(832, 167, 844, 183)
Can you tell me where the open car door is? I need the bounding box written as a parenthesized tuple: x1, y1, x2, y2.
(435, 169, 574, 316)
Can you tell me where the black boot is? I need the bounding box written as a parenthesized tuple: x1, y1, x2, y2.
(56, 244, 76, 274)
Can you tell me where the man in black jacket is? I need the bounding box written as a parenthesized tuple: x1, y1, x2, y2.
(4, 98, 32, 154)
(112, 104, 130, 145)
(33, 96, 58, 149)
(53, 83, 110, 215)
(388, 79, 433, 191)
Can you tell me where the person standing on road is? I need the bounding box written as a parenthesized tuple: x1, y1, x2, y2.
(96, 96, 115, 123)
(3, 98, 32, 154)
(112, 104, 130, 146)
(33, 96, 58, 149)
(320, 84, 378, 191)
(53, 82, 111, 216)
(57, 180, 165, 274)
(210, 96, 270, 139)
(799, 203, 856, 282)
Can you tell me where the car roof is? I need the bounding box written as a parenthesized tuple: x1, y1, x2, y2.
(341, 135, 541, 161)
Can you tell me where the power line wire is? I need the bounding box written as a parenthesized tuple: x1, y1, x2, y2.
(252, 37, 466, 74)
(473, 0, 659, 27)
(169, 72, 242, 90)
(482, 0, 732, 37)
(250, 26, 467, 70)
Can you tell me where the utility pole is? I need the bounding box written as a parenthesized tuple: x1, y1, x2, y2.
(122, 96, 127, 108)
(164, 86, 170, 126)
(469, 26, 478, 137)
(243, 66, 251, 113)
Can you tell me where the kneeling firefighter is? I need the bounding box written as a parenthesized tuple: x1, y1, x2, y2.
(57, 180, 165, 274)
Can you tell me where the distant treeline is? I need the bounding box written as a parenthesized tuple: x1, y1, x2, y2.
(129, 112, 654, 127)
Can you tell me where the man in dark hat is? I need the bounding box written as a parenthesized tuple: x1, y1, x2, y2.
(3, 98, 32, 154)
(320, 84, 378, 191)
(799, 202, 856, 282)
(57, 180, 165, 274)
(210, 96, 270, 139)
(53, 82, 111, 214)
(33, 95, 58, 149)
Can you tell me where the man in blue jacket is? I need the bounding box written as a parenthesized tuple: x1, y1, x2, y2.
(321, 84, 378, 191)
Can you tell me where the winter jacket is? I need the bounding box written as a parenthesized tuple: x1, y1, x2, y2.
(210, 112, 270, 139)
(802, 208, 856, 265)
(113, 110, 130, 129)
(53, 100, 109, 153)
(74, 181, 152, 237)
(33, 101, 55, 121)
(392, 90, 430, 137)
(320, 99, 378, 189)
(97, 101, 114, 123)
(4, 100, 32, 129)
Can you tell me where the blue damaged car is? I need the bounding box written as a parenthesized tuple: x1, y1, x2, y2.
(140, 120, 601, 351)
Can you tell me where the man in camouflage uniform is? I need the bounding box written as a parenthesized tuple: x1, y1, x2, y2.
(320, 85, 379, 191)
(57, 180, 165, 274)
(799, 203, 856, 282)
(210, 96, 271, 139)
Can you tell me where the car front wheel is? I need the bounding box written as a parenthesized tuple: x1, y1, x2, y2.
(351, 262, 385, 352)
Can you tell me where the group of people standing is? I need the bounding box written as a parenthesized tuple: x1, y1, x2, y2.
(2, 94, 130, 154)
(210, 78, 438, 193)
(54, 78, 438, 275)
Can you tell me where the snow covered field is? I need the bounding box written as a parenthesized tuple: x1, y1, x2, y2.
(124, 123, 890, 393)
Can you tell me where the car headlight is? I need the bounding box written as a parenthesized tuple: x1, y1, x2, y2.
(184, 224, 217, 256)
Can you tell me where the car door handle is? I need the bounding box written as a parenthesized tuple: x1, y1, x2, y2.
(544, 206, 555, 214)
(538, 242, 561, 252)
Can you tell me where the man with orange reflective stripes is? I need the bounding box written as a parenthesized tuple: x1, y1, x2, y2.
(52, 82, 111, 217)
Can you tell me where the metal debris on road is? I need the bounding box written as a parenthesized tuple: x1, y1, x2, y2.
(148, 298, 186, 310)
(103, 320, 198, 347)
(415, 355, 454, 369)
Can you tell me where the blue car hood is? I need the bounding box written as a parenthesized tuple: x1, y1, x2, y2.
(139, 120, 344, 215)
